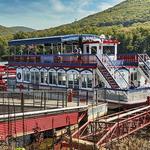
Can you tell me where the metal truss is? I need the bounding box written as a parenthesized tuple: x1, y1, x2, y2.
(72, 105, 150, 148)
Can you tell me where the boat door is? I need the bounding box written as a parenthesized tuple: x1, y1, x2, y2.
(83, 44, 90, 54)
(83, 44, 99, 55)
(90, 44, 97, 55)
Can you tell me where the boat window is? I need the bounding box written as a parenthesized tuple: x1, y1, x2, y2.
(52, 44, 58, 54)
(31, 72, 35, 84)
(131, 72, 137, 81)
(68, 73, 79, 89)
(87, 75, 92, 88)
(41, 72, 44, 83)
(103, 46, 114, 55)
(91, 46, 97, 55)
(65, 45, 73, 53)
(35, 72, 39, 84)
(86, 45, 89, 54)
(30, 71, 39, 84)
(131, 73, 133, 81)
(134, 72, 137, 81)
(26, 71, 30, 82)
(23, 70, 25, 81)
(58, 72, 66, 86)
(82, 75, 86, 88)
(68, 74, 74, 88)
(49, 72, 57, 85)
(23, 70, 30, 82)
(45, 45, 52, 54)
(74, 74, 79, 89)
(40, 71, 48, 84)
(82, 74, 92, 88)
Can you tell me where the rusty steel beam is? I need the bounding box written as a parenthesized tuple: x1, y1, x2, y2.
(72, 105, 150, 148)
(0, 106, 87, 141)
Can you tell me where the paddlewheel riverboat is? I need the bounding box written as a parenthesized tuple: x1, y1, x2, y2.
(7, 34, 150, 107)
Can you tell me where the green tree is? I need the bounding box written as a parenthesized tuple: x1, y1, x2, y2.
(13, 31, 29, 39)
(0, 37, 8, 60)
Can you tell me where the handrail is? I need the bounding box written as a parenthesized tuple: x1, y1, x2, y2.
(138, 54, 150, 69)
(95, 55, 120, 88)
(0, 105, 88, 120)
(8, 54, 97, 65)
(138, 54, 150, 78)
(138, 53, 150, 61)
(104, 54, 129, 88)
(8, 53, 96, 57)
(96, 86, 150, 92)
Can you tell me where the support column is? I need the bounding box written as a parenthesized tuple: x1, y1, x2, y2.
(51, 43, 53, 54)
(114, 44, 117, 60)
(93, 70, 96, 88)
(61, 43, 63, 54)
(72, 44, 74, 53)
(66, 73, 68, 88)
(64, 44, 66, 53)
(56, 43, 58, 53)
(79, 73, 82, 89)
(100, 44, 103, 60)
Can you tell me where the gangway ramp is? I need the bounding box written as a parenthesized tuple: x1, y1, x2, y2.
(72, 105, 150, 149)
(0, 106, 88, 141)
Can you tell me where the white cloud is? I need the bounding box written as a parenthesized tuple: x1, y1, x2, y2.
(97, 2, 113, 11)
(75, 0, 92, 8)
(97, 0, 125, 12)
(116, 0, 125, 2)
(40, 0, 125, 28)
(0, 0, 126, 29)
(49, 0, 66, 13)
(27, 0, 125, 28)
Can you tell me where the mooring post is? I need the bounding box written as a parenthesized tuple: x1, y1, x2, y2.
(44, 91, 46, 110)
(20, 92, 25, 146)
(20, 92, 24, 113)
(96, 90, 98, 106)
(86, 90, 88, 105)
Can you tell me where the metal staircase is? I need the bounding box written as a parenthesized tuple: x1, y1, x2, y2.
(105, 54, 129, 88)
(96, 55, 129, 89)
(138, 54, 150, 80)
(96, 55, 120, 89)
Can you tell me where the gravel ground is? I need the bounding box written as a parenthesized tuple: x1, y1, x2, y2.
(106, 126, 150, 150)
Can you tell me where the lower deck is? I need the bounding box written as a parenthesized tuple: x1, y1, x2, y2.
(14, 67, 94, 90)
(0, 90, 107, 146)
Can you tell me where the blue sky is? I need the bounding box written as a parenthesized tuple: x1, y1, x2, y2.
(0, 0, 124, 29)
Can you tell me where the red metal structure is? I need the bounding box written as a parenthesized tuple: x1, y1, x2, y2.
(0, 65, 16, 90)
(0, 65, 16, 77)
(72, 104, 150, 148)
(0, 106, 87, 141)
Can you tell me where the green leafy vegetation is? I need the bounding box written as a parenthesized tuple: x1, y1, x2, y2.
(0, 0, 150, 59)
(9, 26, 35, 33)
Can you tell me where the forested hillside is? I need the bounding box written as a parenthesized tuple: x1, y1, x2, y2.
(0, 0, 150, 59)
(9, 26, 35, 33)
(0, 25, 34, 36)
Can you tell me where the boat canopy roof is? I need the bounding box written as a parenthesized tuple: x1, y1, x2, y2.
(8, 34, 101, 46)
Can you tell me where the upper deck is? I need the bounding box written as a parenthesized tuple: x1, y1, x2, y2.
(7, 34, 120, 68)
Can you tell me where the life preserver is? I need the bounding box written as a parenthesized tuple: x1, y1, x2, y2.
(17, 72, 21, 80)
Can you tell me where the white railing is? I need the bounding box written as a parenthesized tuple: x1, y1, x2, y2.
(101, 54, 129, 89)
(96, 87, 150, 104)
(96, 55, 120, 88)
(138, 54, 150, 78)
